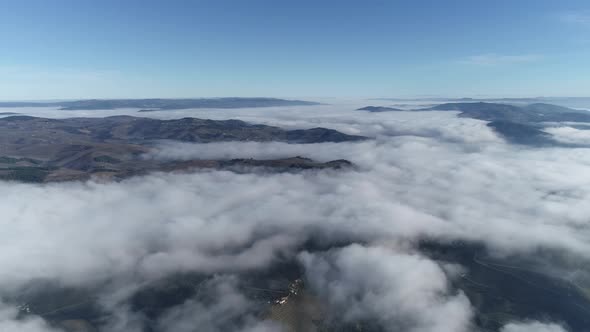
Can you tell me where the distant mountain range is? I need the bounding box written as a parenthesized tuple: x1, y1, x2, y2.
(370, 96, 590, 107)
(426, 102, 590, 122)
(358, 102, 590, 146)
(356, 106, 405, 112)
(0, 97, 321, 110)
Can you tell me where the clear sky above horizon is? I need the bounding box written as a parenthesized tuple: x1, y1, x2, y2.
(1, 0, 590, 100)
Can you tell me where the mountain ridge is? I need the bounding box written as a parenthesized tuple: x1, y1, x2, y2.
(0, 115, 365, 182)
(0, 97, 321, 110)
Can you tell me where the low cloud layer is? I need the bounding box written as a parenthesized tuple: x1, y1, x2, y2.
(1, 101, 589, 331)
(545, 126, 590, 145)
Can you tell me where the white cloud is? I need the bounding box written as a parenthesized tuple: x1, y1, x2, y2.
(560, 12, 590, 26)
(460, 54, 542, 66)
(501, 321, 568, 332)
(299, 244, 473, 332)
(545, 126, 590, 145)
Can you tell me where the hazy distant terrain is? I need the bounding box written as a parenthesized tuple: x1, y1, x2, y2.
(0, 97, 320, 110)
(371, 96, 590, 109)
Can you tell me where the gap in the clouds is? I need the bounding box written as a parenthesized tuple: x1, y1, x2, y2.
(420, 240, 590, 332)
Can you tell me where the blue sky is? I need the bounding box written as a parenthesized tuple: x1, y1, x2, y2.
(1, 0, 589, 99)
